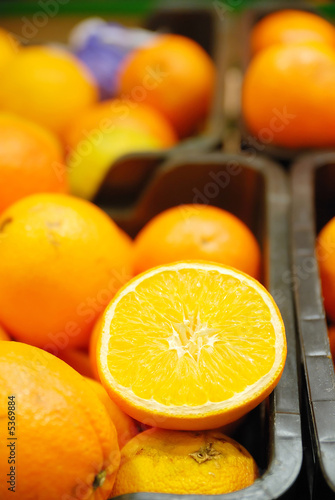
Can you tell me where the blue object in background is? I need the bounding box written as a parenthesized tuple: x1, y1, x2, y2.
(69, 18, 156, 100)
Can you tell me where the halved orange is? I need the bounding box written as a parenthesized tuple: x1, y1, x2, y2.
(97, 261, 286, 430)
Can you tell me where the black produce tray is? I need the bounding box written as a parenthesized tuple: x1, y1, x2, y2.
(292, 151, 335, 499)
(99, 151, 304, 499)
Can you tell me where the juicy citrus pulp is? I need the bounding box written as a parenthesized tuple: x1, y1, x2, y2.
(98, 261, 286, 430)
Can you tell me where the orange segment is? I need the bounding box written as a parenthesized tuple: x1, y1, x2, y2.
(98, 261, 286, 430)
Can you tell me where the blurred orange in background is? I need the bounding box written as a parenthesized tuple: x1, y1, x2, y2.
(243, 41, 335, 148)
(251, 9, 335, 55)
(118, 34, 215, 138)
(0, 113, 67, 214)
(0, 46, 98, 135)
(64, 100, 177, 152)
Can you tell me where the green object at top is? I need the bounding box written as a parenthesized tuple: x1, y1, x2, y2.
(0, 0, 276, 17)
(0, 0, 156, 16)
(1, 0, 335, 18)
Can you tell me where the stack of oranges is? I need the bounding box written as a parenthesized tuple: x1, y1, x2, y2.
(0, 31, 215, 202)
(243, 9, 335, 149)
(0, 191, 286, 498)
(0, 17, 290, 500)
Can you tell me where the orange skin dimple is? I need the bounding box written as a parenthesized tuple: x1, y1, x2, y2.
(243, 41, 335, 149)
(251, 9, 335, 55)
(0, 342, 120, 500)
(133, 204, 261, 279)
(118, 34, 215, 138)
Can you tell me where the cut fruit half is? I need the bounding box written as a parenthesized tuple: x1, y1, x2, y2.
(97, 261, 286, 430)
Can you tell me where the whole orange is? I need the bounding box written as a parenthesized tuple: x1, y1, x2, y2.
(0, 113, 67, 214)
(118, 34, 215, 138)
(112, 428, 258, 496)
(0, 46, 98, 134)
(317, 217, 335, 322)
(0, 29, 18, 72)
(0, 341, 120, 500)
(64, 100, 177, 152)
(243, 41, 335, 148)
(0, 193, 133, 349)
(251, 9, 335, 55)
(85, 377, 139, 450)
(133, 204, 261, 279)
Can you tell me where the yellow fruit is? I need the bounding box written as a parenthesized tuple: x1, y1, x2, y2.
(64, 100, 177, 151)
(97, 261, 286, 430)
(112, 428, 258, 496)
(0, 46, 97, 134)
(68, 126, 161, 200)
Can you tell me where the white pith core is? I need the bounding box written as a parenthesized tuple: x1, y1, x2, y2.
(167, 316, 220, 361)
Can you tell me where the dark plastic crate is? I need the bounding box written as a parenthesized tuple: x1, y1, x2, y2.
(292, 151, 335, 499)
(99, 151, 304, 499)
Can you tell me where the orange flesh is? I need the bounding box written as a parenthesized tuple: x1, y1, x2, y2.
(103, 266, 281, 409)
